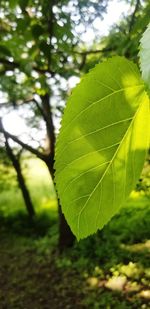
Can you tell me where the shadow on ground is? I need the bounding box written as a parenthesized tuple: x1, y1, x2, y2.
(0, 194, 150, 308)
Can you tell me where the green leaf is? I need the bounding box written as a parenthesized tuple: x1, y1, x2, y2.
(55, 57, 149, 240)
(139, 22, 150, 90)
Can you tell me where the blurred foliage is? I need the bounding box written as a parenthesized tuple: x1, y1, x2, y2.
(105, 0, 150, 62)
(80, 0, 150, 73)
(0, 0, 108, 98)
(1, 1, 149, 119)
(136, 155, 150, 196)
(0, 0, 110, 147)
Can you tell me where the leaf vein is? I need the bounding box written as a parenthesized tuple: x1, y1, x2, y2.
(62, 160, 111, 198)
(77, 94, 143, 239)
(58, 142, 120, 176)
(65, 117, 133, 145)
(58, 84, 143, 152)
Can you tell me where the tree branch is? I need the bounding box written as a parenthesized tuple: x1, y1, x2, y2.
(0, 47, 113, 77)
(33, 99, 47, 121)
(0, 58, 55, 75)
(128, 0, 141, 33)
(0, 120, 47, 162)
(0, 97, 35, 108)
(47, 0, 55, 69)
(55, 47, 113, 56)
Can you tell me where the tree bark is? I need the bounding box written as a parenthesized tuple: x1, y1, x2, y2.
(45, 157, 75, 251)
(15, 161, 35, 219)
(41, 93, 55, 159)
(58, 203, 75, 251)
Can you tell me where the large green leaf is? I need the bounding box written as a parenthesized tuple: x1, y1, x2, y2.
(139, 22, 150, 90)
(55, 57, 149, 240)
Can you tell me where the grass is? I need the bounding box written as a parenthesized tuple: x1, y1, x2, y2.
(0, 158, 150, 308)
(0, 157, 57, 216)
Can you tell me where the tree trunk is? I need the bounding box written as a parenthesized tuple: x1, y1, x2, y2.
(45, 157, 75, 251)
(58, 203, 75, 251)
(4, 138, 35, 219)
(40, 93, 75, 250)
(15, 160, 35, 219)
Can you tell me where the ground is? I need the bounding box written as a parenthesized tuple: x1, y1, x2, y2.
(0, 158, 150, 308)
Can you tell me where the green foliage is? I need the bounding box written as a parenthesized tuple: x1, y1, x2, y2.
(55, 55, 150, 239)
(139, 22, 150, 90)
(0, 0, 107, 102)
(99, 1, 150, 65)
(136, 155, 150, 196)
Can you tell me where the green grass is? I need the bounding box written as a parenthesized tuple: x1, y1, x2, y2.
(0, 158, 150, 308)
(0, 157, 57, 217)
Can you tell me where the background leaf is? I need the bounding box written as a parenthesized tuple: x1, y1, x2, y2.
(55, 57, 149, 240)
(139, 22, 150, 90)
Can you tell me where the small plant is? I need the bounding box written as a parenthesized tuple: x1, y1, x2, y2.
(55, 23, 150, 240)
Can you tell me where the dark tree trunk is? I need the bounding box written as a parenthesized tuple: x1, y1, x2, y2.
(41, 93, 75, 250)
(4, 136, 35, 219)
(14, 159, 35, 219)
(45, 156, 75, 251)
(58, 203, 75, 251)
(41, 93, 55, 158)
